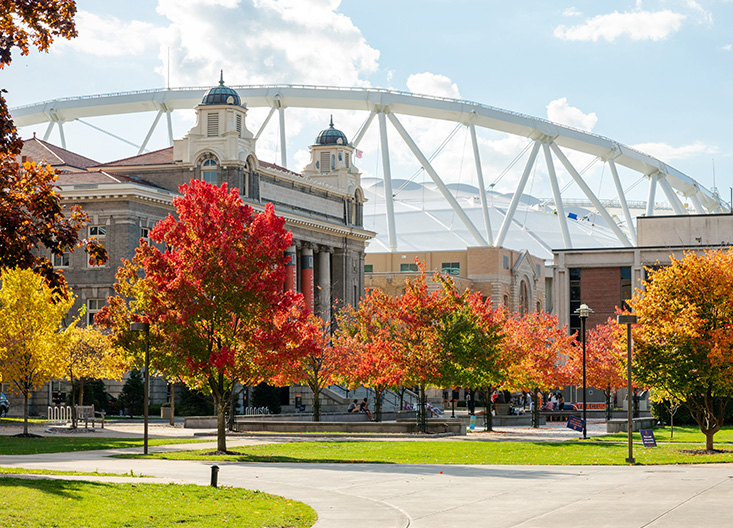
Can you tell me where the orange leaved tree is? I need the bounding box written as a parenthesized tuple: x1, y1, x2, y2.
(503, 311, 577, 427)
(630, 251, 733, 451)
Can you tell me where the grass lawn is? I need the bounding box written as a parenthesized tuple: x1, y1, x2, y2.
(0, 467, 143, 477)
(0, 436, 206, 455)
(595, 425, 733, 444)
(121, 439, 733, 465)
(0, 478, 316, 527)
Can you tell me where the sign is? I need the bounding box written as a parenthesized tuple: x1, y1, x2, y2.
(469, 415, 476, 431)
(567, 415, 584, 432)
(640, 429, 657, 447)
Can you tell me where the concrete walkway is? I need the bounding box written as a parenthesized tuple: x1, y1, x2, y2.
(1, 422, 732, 527)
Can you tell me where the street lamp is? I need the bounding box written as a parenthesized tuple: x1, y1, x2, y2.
(130, 321, 150, 455)
(617, 313, 638, 464)
(575, 303, 593, 439)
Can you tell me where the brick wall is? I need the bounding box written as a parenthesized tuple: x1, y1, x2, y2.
(580, 267, 621, 327)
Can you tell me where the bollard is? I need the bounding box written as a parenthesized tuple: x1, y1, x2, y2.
(210, 465, 219, 488)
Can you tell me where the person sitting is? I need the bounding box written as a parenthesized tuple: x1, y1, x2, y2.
(347, 399, 359, 413)
(359, 398, 373, 421)
(557, 393, 565, 410)
(426, 402, 441, 417)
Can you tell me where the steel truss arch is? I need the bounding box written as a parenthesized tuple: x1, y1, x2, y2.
(11, 84, 727, 250)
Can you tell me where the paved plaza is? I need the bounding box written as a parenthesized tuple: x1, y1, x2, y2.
(1, 421, 732, 527)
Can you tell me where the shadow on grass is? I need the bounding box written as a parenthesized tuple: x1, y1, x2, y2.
(0, 476, 119, 500)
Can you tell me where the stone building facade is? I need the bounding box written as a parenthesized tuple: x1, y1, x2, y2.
(9, 79, 373, 416)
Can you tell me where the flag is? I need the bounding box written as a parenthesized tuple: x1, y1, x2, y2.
(355, 149, 363, 159)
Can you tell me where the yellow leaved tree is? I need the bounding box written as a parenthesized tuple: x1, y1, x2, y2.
(0, 268, 75, 436)
(64, 326, 128, 429)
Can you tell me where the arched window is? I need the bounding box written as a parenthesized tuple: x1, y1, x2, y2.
(519, 280, 529, 316)
(202, 158, 218, 184)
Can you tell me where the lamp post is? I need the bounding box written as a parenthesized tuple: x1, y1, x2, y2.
(575, 303, 593, 439)
(130, 321, 150, 455)
(617, 313, 637, 464)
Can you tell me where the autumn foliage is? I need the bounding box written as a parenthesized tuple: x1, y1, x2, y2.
(630, 251, 733, 451)
(98, 181, 302, 452)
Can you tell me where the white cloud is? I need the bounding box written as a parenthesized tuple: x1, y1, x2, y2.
(562, 7, 582, 17)
(631, 141, 718, 160)
(722, 44, 733, 51)
(406, 72, 461, 99)
(53, 10, 159, 57)
(546, 98, 598, 132)
(156, 0, 380, 87)
(686, 0, 713, 25)
(554, 9, 685, 42)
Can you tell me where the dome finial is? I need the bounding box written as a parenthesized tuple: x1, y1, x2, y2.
(219, 70, 224, 86)
(329, 115, 334, 128)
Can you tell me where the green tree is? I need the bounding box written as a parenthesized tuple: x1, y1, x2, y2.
(118, 369, 144, 418)
(630, 251, 733, 451)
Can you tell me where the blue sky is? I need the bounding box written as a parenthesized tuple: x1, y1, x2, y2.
(5, 0, 732, 203)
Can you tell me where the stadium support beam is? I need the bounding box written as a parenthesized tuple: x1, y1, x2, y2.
(165, 110, 173, 146)
(378, 112, 398, 251)
(469, 123, 493, 245)
(278, 106, 287, 168)
(690, 193, 705, 214)
(608, 159, 637, 245)
(352, 111, 376, 148)
(543, 141, 572, 249)
(550, 142, 632, 247)
(495, 140, 541, 248)
(43, 121, 54, 141)
(255, 107, 276, 140)
(139, 110, 164, 154)
(58, 122, 66, 149)
(658, 175, 686, 215)
(387, 112, 488, 247)
(646, 172, 658, 217)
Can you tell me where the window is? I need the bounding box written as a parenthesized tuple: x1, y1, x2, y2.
(503, 255, 509, 269)
(621, 267, 632, 310)
(536, 264, 541, 276)
(569, 267, 581, 338)
(331, 154, 335, 170)
(52, 251, 70, 267)
(441, 262, 460, 276)
(89, 225, 106, 237)
(207, 113, 219, 137)
(320, 152, 329, 172)
(400, 263, 419, 272)
(202, 159, 217, 184)
(345, 152, 350, 168)
(519, 280, 529, 316)
(235, 114, 242, 137)
(364, 264, 373, 273)
(87, 298, 105, 326)
(141, 226, 150, 242)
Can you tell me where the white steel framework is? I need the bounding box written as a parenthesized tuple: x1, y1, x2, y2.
(11, 84, 728, 250)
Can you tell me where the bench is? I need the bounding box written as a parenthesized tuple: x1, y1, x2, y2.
(539, 411, 577, 422)
(75, 405, 105, 428)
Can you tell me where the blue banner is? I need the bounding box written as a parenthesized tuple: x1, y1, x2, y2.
(469, 415, 476, 431)
(640, 429, 657, 447)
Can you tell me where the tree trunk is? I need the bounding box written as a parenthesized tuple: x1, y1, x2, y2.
(484, 386, 493, 432)
(70, 374, 78, 429)
(374, 389, 383, 422)
(216, 396, 227, 453)
(705, 430, 714, 452)
(419, 385, 427, 433)
(78, 381, 85, 407)
(670, 409, 674, 441)
(313, 387, 321, 422)
(23, 389, 29, 436)
(531, 388, 540, 428)
(605, 387, 612, 422)
(169, 383, 175, 427)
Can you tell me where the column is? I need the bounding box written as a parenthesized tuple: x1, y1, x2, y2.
(301, 247, 314, 313)
(284, 244, 297, 292)
(318, 248, 332, 322)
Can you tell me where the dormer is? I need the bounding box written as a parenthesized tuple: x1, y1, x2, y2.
(302, 117, 362, 197)
(173, 72, 255, 168)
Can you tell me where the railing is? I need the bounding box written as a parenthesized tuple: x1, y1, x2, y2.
(243, 406, 270, 415)
(47, 406, 72, 422)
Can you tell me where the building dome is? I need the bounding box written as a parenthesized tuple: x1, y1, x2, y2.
(315, 116, 348, 145)
(201, 71, 241, 106)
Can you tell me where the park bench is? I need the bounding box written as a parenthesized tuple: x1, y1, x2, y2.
(75, 405, 105, 429)
(539, 411, 576, 422)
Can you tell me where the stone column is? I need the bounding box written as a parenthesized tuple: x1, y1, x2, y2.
(317, 247, 332, 321)
(284, 244, 297, 292)
(301, 246, 314, 313)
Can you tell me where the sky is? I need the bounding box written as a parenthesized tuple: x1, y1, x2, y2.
(5, 0, 733, 206)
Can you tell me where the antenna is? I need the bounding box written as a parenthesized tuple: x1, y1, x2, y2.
(166, 47, 170, 90)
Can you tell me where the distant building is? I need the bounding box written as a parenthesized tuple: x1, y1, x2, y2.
(365, 247, 546, 314)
